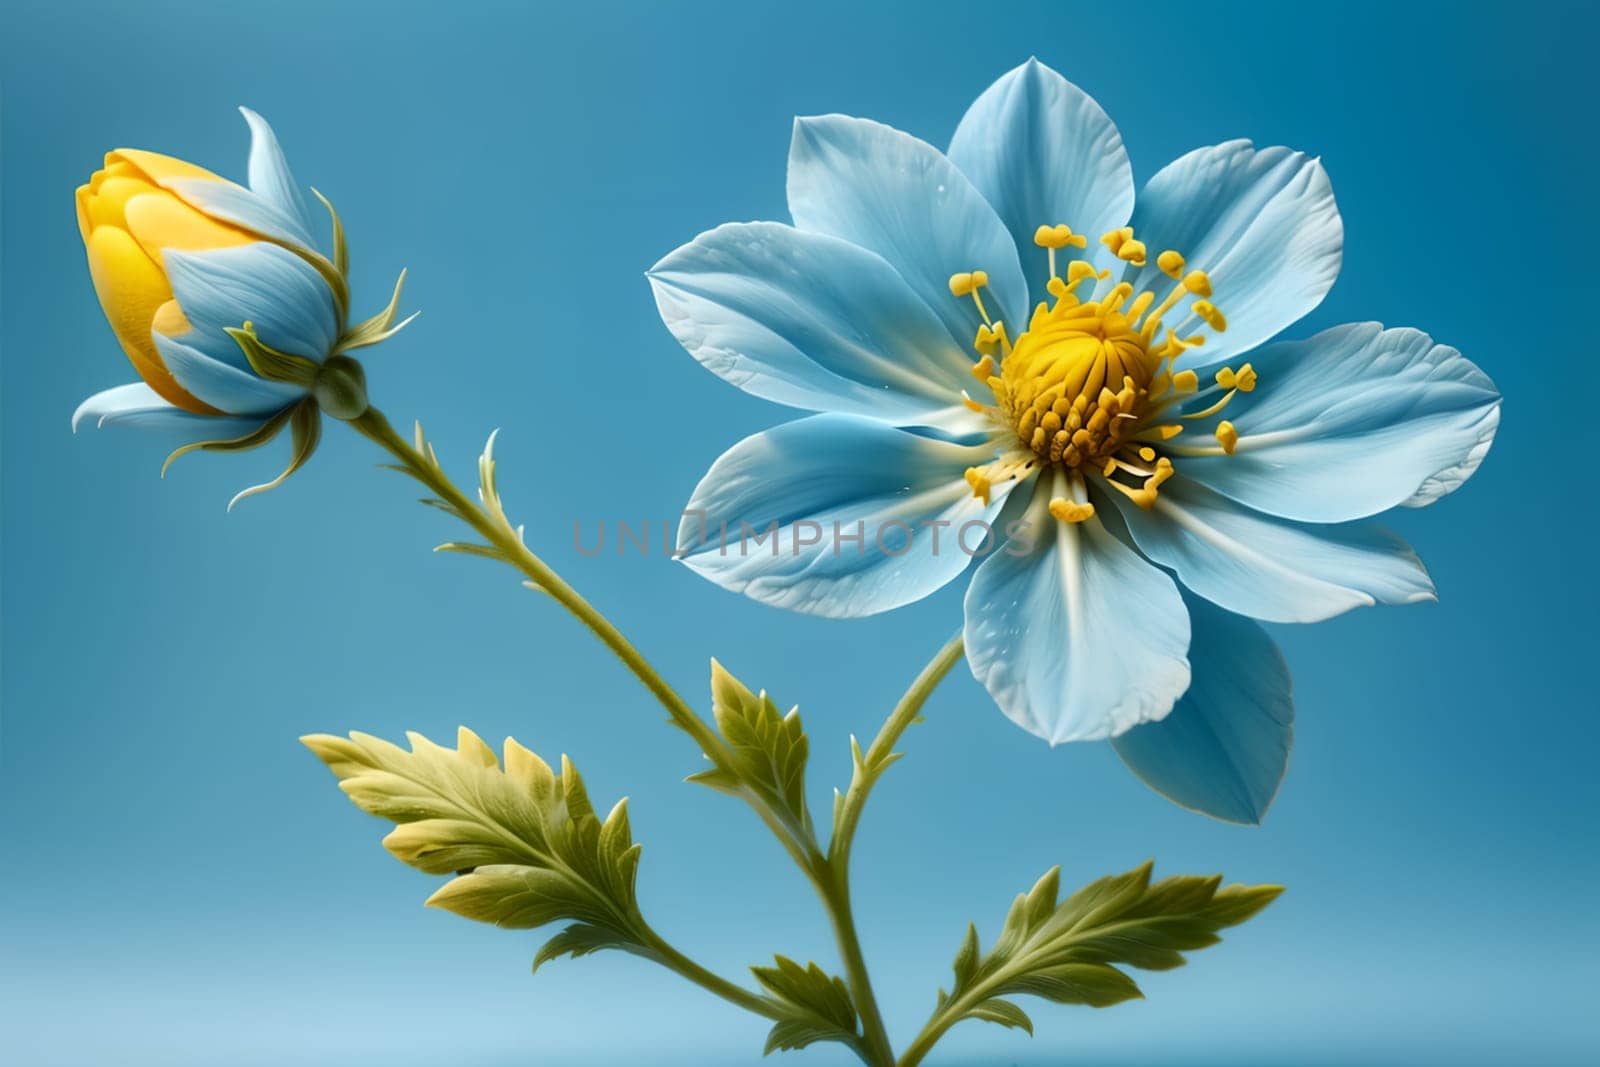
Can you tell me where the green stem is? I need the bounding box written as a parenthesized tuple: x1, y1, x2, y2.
(813, 634, 968, 1066)
(349, 408, 889, 1061)
(831, 634, 966, 872)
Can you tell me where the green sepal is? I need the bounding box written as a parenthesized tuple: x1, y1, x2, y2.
(227, 399, 321, 510)
(301, 725, 654, 972)
(310, 187, 349, 279)
(226, 322, 320, 386)
(750, 955, 860, 1056)
(335, 268, 418, 353)
(938, 861, 1282, 1039)
(160, 405, 294, 477)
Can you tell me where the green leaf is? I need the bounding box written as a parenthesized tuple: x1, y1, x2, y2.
(692, 661, 813, 837)
(750, 955, 860, 1056)
(965, 997, 1033, 1034)
(940, 861, 1281, 1037)
(303, 726, 656, 971)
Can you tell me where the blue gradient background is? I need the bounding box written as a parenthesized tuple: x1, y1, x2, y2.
(3, 1, 1595, 1063)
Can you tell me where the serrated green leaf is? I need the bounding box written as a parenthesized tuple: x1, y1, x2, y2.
(750, 955, 860, 1057)
(940, 861, 1281, 1038)
(966, 997, 1033, 1034)
(303, 726, 655, 971)
(697, 660, 813, 836)
(533, 923, 653, 974)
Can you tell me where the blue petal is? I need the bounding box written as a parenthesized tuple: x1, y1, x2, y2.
(964, 472, 1191, 744)
(72, 381, 263, 437)
(1179, 323, 1501, 522)
(163, 242, 338, 362)
(153, 333, 304, 416)
(1112, 592, 1293, 825)
(648, 222, 977, 427)
(167, 176, 319, 254)
(948, 58, 1135, 310)
(239, 107, 315, 240)
(1116, 141, 1342, 368)
(1114, 475, 1435, 624)
(676, 414, 1012, 618)
(787, 115, 1027, 355)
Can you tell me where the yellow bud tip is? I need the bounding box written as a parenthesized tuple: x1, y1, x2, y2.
(1157, 250, 1185, 278)
(1173, 369, 1199, 393)
(1216, 420, 1239, 455)
(1183, 270, 1213, 297)
(1048, 498, 1095, 524)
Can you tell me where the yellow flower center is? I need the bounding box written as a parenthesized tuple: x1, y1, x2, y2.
(952, 223, 1256, 521)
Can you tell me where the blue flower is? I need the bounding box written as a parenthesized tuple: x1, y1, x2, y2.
(73, 109, 412, 505)
(649, 59, 1500, 823)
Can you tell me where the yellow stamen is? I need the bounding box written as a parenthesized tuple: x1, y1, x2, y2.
(964, 466, 992, 505)
(1216, 420, 1239, 455)
(1048, 497, 1096, 524)
(1172, 369, 1199, 393)
(1183, 270, 1212, 297)
(971, 353, 995, 380)
(1192, 299, 1227, 332)
(1157, 250, 1185, 278)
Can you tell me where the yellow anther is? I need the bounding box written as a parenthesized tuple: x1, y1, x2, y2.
(1216, 420, 1239, 455)
(964, 466, 992, 505)
(1033, 223, 1087, 250)
(949, 272, 975, 297)
(1138, 446, 1157, 462)
(1183, 270, 1212, 297)
(1116, 239, 1148, 267)
(1102, 458, 1119, 477)
(1100, 227, 1134, 254)
(971, 270, 989, 289)
(970, 353, 995, 380)
(975, 324, 1001, 356)
(1173, 369, 1199, 393)
(1153, 423, 1184, 440)
(1046, 276, 1070, 300)
(1066, 260, 1105, 285)
(1193, 300, 1227, 332)
(1048, 497, 1096, 524)
(1157, 250, 1186, 278)
(1214, 364, 1257, 392)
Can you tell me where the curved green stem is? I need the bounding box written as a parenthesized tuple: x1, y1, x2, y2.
(831, 634, 966, 872)
(349, 408, 893, 1060)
